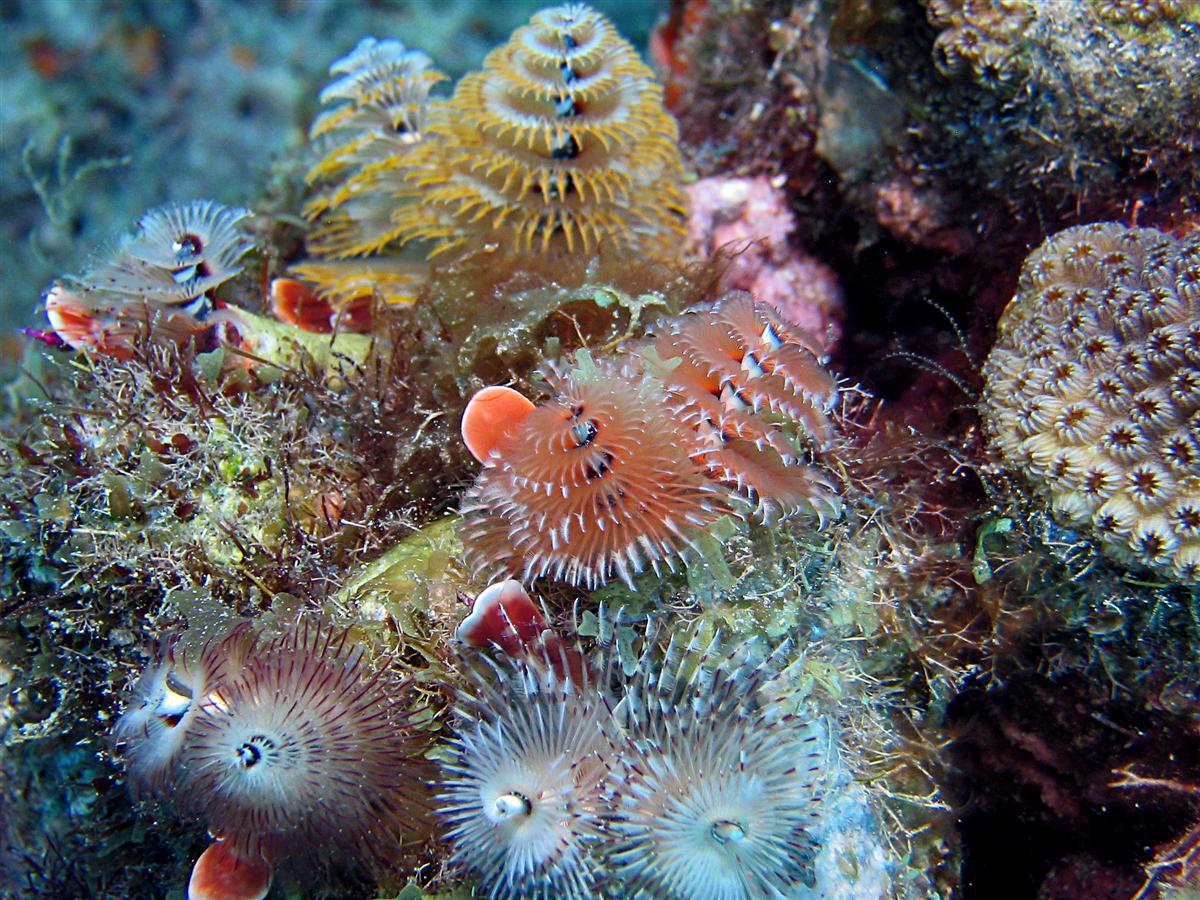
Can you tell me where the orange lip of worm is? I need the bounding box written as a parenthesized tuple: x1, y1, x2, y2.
(187, 840, 272, 900)
(460, 386, 536, 463)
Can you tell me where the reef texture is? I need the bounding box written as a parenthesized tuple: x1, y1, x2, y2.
(654, 0, 1200, 335)
(685, 175, 845, 351)
(982, 223, 1200, 583)
(7, 0, 1200, 898)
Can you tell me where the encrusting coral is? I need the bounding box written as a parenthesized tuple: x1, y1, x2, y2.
(922, 0, 1200, 215)
(981, 222, 1200, 582)
(929, 0, 1198, 81)
(684, 175, 845, 351)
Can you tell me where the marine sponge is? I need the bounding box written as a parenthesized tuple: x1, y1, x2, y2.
(437, 645, 611, 899)
(654, 291, 843, 524)
(602, 627, 825, 899)
(459, 352, 727, 589)
(175, 620, 433, 867)
(306, 4, 687, 266)
(981, 223, 1200, 583)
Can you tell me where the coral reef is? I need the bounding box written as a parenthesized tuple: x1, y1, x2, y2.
(0, 331, 444, 610)
(653, 0, 1200, 359)
(0, 0, 657, 333)
(981, 223, 1200, 583)
(6, 0, 1200, 897)
(916, 0, 1200, 222)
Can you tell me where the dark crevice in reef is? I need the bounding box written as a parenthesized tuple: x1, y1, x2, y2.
(944, 670, 1200, 899)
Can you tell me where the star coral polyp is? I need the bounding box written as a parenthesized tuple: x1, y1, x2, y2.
(981, 222, 1200, 582)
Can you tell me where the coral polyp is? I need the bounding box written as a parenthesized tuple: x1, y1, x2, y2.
(981, 223, 1200, 582)
(176, 621, 432, 867)
(655, 291, 843, 524)
(459, 352, 727, 589)
(437, 648, 611, 899)
(603, 629, 825, 899)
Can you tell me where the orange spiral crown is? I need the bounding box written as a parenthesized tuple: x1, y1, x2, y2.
(460, 352, 726, 589)
(654, 292, 843, 525)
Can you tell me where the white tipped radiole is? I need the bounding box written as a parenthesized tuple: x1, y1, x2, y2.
(438, 655, 611, 899)
(437, 611, 828, 899)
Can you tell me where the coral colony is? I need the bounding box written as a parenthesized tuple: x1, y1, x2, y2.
(4, 2, 1200, 899)
(981, 224, 1200, 583)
